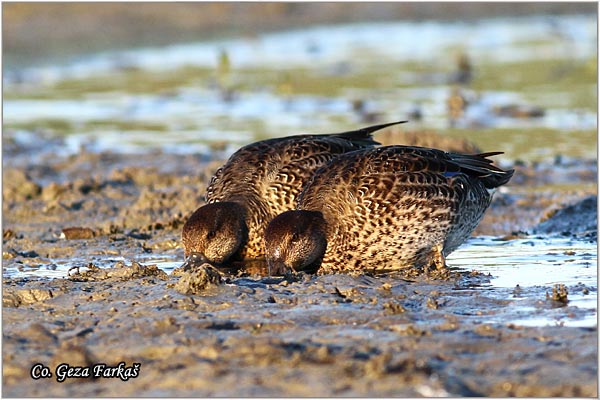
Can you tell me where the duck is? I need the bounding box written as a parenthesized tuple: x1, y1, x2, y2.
(181, 121, 406, 270)
(493, 104, 545, 119)
(351, 99, 384, 124)
(447, 86, 469, 128)
(450, 52, 473, 85)
(264, 145, 514, 275)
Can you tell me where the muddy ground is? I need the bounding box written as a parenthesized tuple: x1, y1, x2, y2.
(2, 133, 598, 397)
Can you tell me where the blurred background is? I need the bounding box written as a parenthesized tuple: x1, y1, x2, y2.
(3, 2, 597, 164)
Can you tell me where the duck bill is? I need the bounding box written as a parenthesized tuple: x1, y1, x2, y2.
(267, 258, 289, 276)
(181, 252, 209, 271)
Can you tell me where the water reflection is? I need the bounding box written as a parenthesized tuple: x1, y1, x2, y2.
(447, 236, 597, 327)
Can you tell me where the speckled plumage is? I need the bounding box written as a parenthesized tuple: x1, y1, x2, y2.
(264, 145, 514, 274)
(181, 121, 405, 268)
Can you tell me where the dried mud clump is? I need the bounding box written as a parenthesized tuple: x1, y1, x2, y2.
(68, 261, 168, 282)
(61, 227, 96, 239)
(174, 263, 223, 295)
(547, 283, 569, 305)
(3, 287, 55, 307)
(3, 168, 41, 201)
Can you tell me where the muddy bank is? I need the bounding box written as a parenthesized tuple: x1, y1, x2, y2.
(2, 133, 598, 396)
(3, 264, 597, 397)
(534, 195, 597, 237)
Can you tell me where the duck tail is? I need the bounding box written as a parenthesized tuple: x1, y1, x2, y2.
(451, 151, 515, 189)
(333, 120, 408, 146)
(480, 167, 515, 189)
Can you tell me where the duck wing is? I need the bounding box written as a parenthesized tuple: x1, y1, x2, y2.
(206, 121, 406, 204)
(298, 145, 514, 216)
(358, 146, 514, 189)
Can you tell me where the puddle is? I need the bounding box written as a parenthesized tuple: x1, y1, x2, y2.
(447, 236, 597, 327)
(448, 236, 597, 288)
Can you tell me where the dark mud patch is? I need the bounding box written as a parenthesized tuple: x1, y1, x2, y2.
(534, 195, 598, 237)
(474, 189, 598, 238)
(173, 263, 223, 295)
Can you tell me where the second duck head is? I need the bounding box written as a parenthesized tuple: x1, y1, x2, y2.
(264, 210, 328, 275)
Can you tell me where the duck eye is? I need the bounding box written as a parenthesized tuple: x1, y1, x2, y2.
(291, 232, 300, 242)
(207, 231, 216, 239)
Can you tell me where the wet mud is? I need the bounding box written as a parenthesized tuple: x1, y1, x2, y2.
(2, 140, 598, 396)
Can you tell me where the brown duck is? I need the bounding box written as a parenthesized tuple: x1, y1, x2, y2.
(264, 145, 514, 275)
(181, 121, 406, 269)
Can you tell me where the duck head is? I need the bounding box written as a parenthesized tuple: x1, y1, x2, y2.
(264, 210, 327, 275)
(181, 202, 248, 269)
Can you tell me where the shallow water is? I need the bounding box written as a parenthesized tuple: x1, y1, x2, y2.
(4, 235, 596, 328)
(447, 236, 597, 328)
(3, 14, 597, 163)
(4, 15, 595, 82)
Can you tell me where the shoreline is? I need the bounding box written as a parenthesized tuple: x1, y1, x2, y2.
(4, 3, 596, 68)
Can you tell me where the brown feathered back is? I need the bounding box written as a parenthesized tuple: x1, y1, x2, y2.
(182, 121, 405, 267)
(266, 145, 514, 274)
